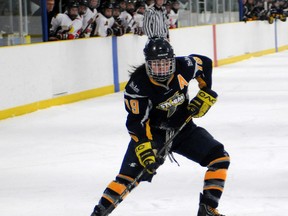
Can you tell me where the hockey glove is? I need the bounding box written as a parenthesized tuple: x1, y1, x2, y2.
(187, 87, 218, 118)
(126, 26, 131, 34)
(56, 33, 68, 40)
(106, 28, 113, 36)
(135, 141, 158, 174)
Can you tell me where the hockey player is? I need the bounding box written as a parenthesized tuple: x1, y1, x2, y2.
(92, 2, 115, 37)
(132, 1, 145, 35)
(88, 0, 100, 12)
(268, 0, 287, 23)
(78, 0, 97, 37)
(86, 0, 99, 37)
(118, 0, 134, 33)
(169, 0, 180, 28)
(242, 0, 255, 21)
(90, 37, 230, 216)
(49, 0, 82, 40)
(112, 2, 126, 36)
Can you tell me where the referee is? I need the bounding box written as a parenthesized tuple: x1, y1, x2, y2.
(143, 0, 170, 39)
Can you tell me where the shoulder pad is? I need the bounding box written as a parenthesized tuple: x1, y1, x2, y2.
(176, 56, 195, 68)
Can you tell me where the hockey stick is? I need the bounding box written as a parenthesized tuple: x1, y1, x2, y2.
(124, 9, 139, 33)
(100, 76, 206, 216)
(79, 14, 97, 37)
(100, 114, 193, 216)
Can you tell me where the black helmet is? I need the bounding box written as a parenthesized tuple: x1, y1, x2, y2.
(67, 0, 79, 8)
(79, 0, 89, 7)
(143, 38, 175, 82)
(135, 0, 145, 9)
(100, 1, 113, 17)
(66, 0, 79, 20)
(100, 1, 113, 10)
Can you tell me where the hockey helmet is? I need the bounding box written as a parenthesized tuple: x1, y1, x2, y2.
(67, 0, 79, 8)
(126, 0, 135, 14)
(79, 0, 89, 7)
(113, 2, 121, 17)
(66, 0, 79, 20)
(135, 0, 145, 9)
(79, 0, 89, 15)
(143, 38, 175, 82)
(100, 1, 113, 18)
(135, 0, 145, 14)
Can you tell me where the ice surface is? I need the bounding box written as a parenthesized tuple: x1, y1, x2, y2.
(1, 51, 288, 216)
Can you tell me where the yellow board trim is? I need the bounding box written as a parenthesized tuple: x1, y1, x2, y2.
(119, 81, 128, 91)
(278, 45, 288, 52)
(1, 46, 288, 121)
(216, 46, 288, 67)
(0, 85, 114, 120)
(217, 48, 276, 66)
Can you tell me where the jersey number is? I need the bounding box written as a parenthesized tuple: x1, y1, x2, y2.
(125, 99, 140, 114)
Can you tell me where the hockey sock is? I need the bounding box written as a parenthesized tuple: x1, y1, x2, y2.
(97, 174, 138, 212)
(202, 152, 230, 208)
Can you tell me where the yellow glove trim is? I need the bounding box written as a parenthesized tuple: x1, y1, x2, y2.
(135, 142, 156, 168)
(197, 89, 217, 106)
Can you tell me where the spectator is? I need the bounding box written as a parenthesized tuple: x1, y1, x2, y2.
(143, 0, 170, 39)
(92, 2, 115, 37)
(32, 0, 55, 16)
(118, 0, 128, 11)
(88, 0, 100, 13)
(241, 0, 287, 23)
(242, 0, 255, 21)
(253, 0, 267, 20)
(49, 0, 82, 40)
(118, 0, 134, 33)
(132, 0, 146, 35)
(47, 0, 56, 13)
(86, 0, 100, 37)
(113, 2, 123, 24)
(32, 0, 56, 36)
(126, 0, 136, 15)
(268, 0, 288, 23)
(78, 0, 97, 37)
(112, 2, 126, 36)
(165, 0, 177, 29)
(169, 0, 180, 28)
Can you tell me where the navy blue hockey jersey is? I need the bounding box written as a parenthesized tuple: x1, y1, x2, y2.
(124, 54, 213, 143)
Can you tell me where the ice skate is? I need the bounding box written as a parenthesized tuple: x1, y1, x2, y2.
(197, 202, 225, 216)
(90, 204, 106, 216)
(197, 193, 225, 216)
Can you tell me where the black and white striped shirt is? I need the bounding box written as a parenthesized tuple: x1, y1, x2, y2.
(143, 4, 169, 39)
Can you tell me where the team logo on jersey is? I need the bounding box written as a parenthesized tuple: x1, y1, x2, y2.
(184, 57, 193, 66)
(156, 91, 185, 118)
(129, 81, 140, 93)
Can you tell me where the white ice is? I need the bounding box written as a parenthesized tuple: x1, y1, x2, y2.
(1, 51, 288, 216)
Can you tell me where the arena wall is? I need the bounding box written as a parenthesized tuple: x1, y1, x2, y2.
(0, 21, 288, 120)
